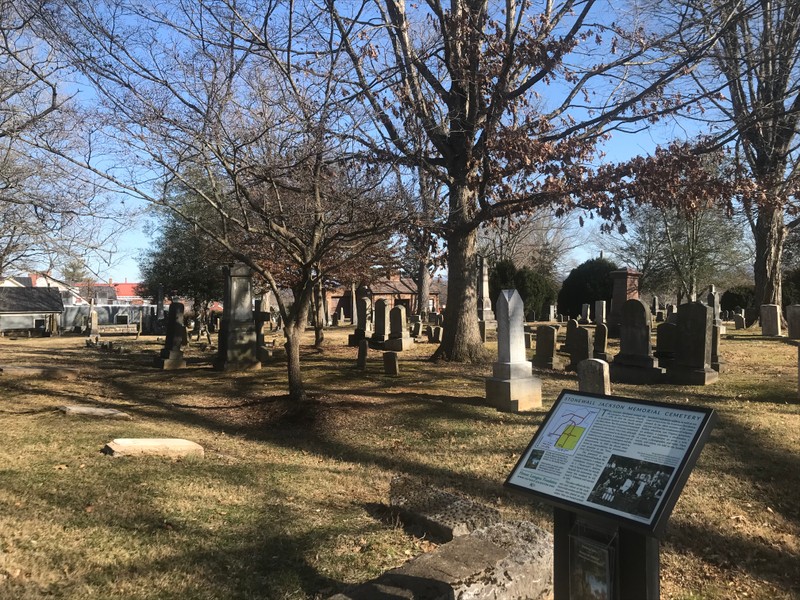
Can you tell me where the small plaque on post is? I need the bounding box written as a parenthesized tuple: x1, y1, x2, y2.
(505, 389, 716, 536)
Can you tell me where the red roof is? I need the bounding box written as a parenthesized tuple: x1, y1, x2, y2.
(113, 282, 141, 297)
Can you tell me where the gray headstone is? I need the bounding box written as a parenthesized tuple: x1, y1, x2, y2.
(594, 300, 606, 325)
(593, 323, 608, 362)
(733, 313, 746, 330)
(383, 351, 399, 375)
(568, 326, 593, 370)
(577, 358, 611, 395)
(532, 325, 562, 370)
(485, 290, 541, 412)
(760, 304, 782, 337)
(214, 264, 260, 371)
(787, 305, 800, 339)
(654, 321, 677, 368)
(667, 302, 717, 385)
(371, 299, 391, 343)
(610, 299, 665, 384)
(356, 339, 368, 370)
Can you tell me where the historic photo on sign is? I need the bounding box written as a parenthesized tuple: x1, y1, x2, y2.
(587, 454, 675, 520)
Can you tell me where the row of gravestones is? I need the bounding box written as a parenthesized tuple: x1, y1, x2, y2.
(487, 294, 723, 414)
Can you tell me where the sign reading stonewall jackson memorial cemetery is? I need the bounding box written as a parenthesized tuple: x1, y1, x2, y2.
(506, 390, 716, 536)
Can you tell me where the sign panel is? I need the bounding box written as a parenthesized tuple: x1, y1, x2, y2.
(506, 389, 716, 535)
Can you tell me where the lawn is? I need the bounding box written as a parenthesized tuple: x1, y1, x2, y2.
(0, 326, 798, 599)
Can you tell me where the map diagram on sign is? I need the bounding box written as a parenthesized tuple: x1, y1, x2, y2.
(534, 403, 600, 454)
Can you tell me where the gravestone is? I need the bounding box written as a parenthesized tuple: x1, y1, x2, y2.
(577, 358, 611, 395)
(532, 325, 563, 370)
(666, 304, 677, 323)
(485, 290, 542, 412)
(707, 285, 725, 334)
(579, 303, 591, 324)
(787, 305, 800, 339)
(760, 304, 782, 337)
(348, 297, 373, 346)
(476, 255, 497, 326)
(667, 302, 718, 385)
(608, 268, 641, 337)
(548, 305, 557, 322)
(654, 321, 678, 369)
(154, 302, 187, 370)
(356, 339, 368, 370)
(594, 300, 606, 325)
(383, 351, 400, 375)
(733, 313, 746, 330)
(102, 438, 204, 459)
(561, 319, 579, 355)
(384, 305, 413, 351)
(370, 299, 391, 346)
(593, 323, 609, 362)
(59, 406, 131, 419)
(214, 264, 261, 370)
(610, 299, 665, 384)
(410, 322, 422, 338)
(567, 326, 593, 371)
(88, 309, 99, 337)
(651, 296, 659, 314)
(711, 323, 725, 373)
(431, 326, 443, 343)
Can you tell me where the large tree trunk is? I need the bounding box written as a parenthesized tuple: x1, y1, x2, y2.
(283, 285, 312, 403)
(416, 259, 431, 316)
(753, 204, 785, 307)
(434, 228, 484, 361)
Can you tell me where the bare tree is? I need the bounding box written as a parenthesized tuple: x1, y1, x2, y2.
(327, 0, 736, 361)
(36, 0, 402, 402)
(669, 0, 800, 306)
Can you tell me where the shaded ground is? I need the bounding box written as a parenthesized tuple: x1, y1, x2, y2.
(0, 326, 798, 599)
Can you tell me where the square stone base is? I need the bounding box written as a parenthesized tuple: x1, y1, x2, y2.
(609, 363, 666, 384)
(485, 376, 542, 413)
(667, 366, 719, 385)
(384, 337, 414, 352)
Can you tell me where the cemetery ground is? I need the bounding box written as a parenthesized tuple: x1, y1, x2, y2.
(0, 328, 799, 600)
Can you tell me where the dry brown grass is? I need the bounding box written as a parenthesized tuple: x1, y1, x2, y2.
(0, 326, 798, 599)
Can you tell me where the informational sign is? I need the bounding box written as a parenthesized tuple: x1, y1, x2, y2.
(506, 389, 716, 536)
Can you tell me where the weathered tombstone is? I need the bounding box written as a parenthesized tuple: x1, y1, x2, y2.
(666, 304, 677, 323)
(594, 300, 606, 325)
(577, 358, 611, 395)
(567, 326, 593, 371)
(608, 268, 641, 337)
(60, 406, 131, 420)
(532, 325, 563, 370)
(733, 313, 746, 330)
(593, 323, 609, 362)
(348, 297, 373, 346)
(654, 321, 678, 369)
(431, 326, 444, 343)
(370, 299, 391, 346)
(707, 285, 725, 334)
(476, 255, 496, 326)
(485, 290, 542, 412)
(579, 304, 591, 324)
(610, 299, 666, 384)
(760, 304, 782, 337)
(356, 339, 368, 370)
(383, 351, 400, 375)
(88, 309, 99, 337)
(651, 296, 659, 314)
(667, 302, 718, 385)
(711, 323, 725, 373)
(214, 264, 261, 370)
(154, 302, 187, 369)
(410, 321, 422, 338)
(384, 305, 414, 351)
(561, 319, 579, 355)
(787, 305, 800, 339)
(548, 305, 557, 322)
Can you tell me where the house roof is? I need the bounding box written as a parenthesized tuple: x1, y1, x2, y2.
(113, 282, 141, 298)
(0, 287, 65, 313)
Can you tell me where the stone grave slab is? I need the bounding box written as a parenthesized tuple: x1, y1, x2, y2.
(102, 438, 204, 459)
(60, 406, 131, 420)
(328, 521, 552, 600)
(389, 475, 501, 541)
